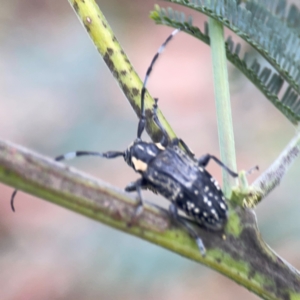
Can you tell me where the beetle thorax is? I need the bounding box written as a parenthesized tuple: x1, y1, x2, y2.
(124, 140, 162, 173)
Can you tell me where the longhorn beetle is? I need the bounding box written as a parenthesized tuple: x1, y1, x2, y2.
(11, 29, 240, 255)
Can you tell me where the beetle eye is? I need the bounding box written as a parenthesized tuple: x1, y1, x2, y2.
(123, 149, 133, 167)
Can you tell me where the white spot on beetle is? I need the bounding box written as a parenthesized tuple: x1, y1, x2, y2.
(208, 192, 213, 197)
(199, 167, 204, 172)
(64, 152, 77, 160)
(155, 143, 165, 150)
(179, 193, 183, 198)
(215, 182, 220, 189)
(137, 145, 144, 151)
(147, 148, 156, 156)
(203, 212, 208, 217)
(204, 197, 208, 203)
(132, 157, 147, 172)
(207, 201, 212, 206)
(194, 208, 200, 213)
(220, 202, 226, 210)
(187, 202, 194, 208)
(211, 209, 219, 220)
(194, 190, 199, 195)
(204, 186, 209, 192)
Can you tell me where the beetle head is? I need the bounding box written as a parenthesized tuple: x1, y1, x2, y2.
(124, 140, 163, 173)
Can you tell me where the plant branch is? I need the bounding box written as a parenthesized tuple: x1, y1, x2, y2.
(250, 129, 300, 205)
(2, 0, 300, 299)
(63, 1, 300, 298)
(1, 139, 300, 299)
(68, 0, 176, 142)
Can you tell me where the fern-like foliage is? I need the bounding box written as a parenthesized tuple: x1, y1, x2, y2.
(258, 0, 300, 36)
(160, 0, 300, 93)
(151, 5, 300, 124)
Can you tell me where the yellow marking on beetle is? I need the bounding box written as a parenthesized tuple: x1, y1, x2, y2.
(132, 157, 148, 172)
(155, 143, 165, 150)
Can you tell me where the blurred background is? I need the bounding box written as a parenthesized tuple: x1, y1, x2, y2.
(0, 0, 299, 299)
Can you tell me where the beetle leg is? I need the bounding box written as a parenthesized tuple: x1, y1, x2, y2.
(137, 114, 146, 140)
(171, 138, 195, 158)
(152, 98, 169, 147)
(169, 203, 206, 256)
(125, 178, 149, 192)
(125, 178, 146, 225)
(197, 154, 238, 178)
(152, 99, 194, 158)
(178, 139, 195, 157)
(10, 150, 125, 212)
(125, 182, 142, 192)
(126, 180, 158, 194)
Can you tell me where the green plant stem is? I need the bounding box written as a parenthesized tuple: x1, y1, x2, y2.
(69, 0, 176, 142)
(1, 139, 300, 300)
(209, 18, 237, 196)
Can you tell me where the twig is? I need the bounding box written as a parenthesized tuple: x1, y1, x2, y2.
(0, 139, 299, 299)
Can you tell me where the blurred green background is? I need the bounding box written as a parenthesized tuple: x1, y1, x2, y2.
(0, 1, 299, 299)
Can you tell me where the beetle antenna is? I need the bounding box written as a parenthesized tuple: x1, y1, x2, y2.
(137, 29, 180, 139)
(10, 150, 124, 212)
(55, 151, 124, 162)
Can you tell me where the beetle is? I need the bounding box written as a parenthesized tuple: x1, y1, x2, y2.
(11, 29, 239, 255)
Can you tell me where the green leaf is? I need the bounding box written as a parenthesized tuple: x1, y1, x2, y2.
(151, 4, 300, 124)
